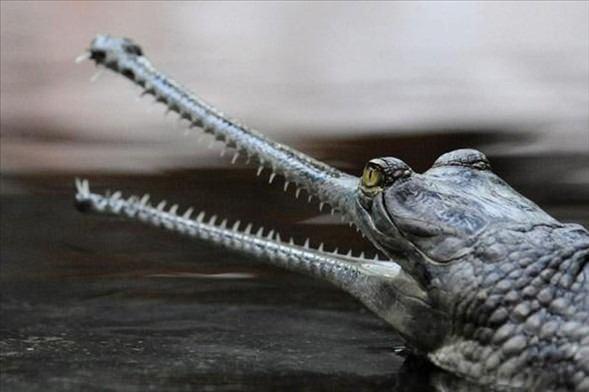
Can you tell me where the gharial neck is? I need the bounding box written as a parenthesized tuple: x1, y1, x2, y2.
(426, 225, 589, 389)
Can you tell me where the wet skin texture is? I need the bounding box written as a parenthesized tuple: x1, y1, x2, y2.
(75, 36, 589, 391)
(357, 152, 589, 390)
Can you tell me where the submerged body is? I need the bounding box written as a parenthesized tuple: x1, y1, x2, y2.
(75, 36, 589, 391)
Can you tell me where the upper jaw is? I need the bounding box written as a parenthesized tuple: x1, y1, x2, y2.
(84, 33, 434, 296)
(87, 34, 363, 230)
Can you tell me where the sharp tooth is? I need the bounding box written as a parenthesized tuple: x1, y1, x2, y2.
(79, 179, 86, 192)
(220, 219, 228, 229)
(231, 153, 239, 164)
(140, 194, 150, 206)
(89, 69, 104, 83)
(295, 188, 302, 199)
(359, 252, 365, 259)
(266, 230, 275, 239)
(111, 191, 122, 200)
(319, 202, 325, 211)
(289, 237, 295, 245)
(346, 249, 352, 257)
(330, 208, 335, 215)
(307, 195, 313, 203)
(268, 173, 276, 184)
(275, 233, 281, 242)
(74, 52, 91, 64)
(304, 238, 310, 248)
(182, 207, 194, 219)
(332, 248, 339, 254)
(169, 204, 179, 214)
(245, 223, 253, 234)
(157, 200, 167, 211)
(373, 254, 379, 261)
(219, 148, 226, 157)
(257, 166, 264, 176)
(283, 181, 289, 192)
(256, 227, 264, 237)
(232, 220, 241, 231)
(196, 211, 206, 223)
(126, 195, 138, 204)
(318, 243, 324, 251)
(208, 215, 218, 225)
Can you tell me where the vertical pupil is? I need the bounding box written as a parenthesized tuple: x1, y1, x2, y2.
(364, 167, 378, 186)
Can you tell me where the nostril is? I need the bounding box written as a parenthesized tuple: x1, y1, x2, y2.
(90, 50, 106, 63)
(124, 44, 143, 56)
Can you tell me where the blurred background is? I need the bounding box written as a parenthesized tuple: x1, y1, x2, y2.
(1, 1, 588, 391)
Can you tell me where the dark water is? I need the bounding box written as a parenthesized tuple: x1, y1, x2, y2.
(1, 132, 588, 391)
(0, 177, 412, 392)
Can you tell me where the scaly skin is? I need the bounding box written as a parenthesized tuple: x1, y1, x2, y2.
(75, 36, 589, 391)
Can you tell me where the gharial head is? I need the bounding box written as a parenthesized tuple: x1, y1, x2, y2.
(345, 148, 565, 354)
(354, 148, 558, 285)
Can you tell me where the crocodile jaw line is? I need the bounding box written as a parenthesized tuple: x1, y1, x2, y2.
(75, 35, 437, 352)
(78, 34, 402, 265)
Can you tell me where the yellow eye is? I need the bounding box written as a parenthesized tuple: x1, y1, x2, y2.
(362, 165, 383, 188)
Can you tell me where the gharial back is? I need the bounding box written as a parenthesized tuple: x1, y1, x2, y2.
(428, 223, 589, 391)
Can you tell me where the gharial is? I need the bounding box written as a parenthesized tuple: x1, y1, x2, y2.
(74, 35, 589, 391)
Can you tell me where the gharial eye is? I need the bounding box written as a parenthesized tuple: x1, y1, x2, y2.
(361, 157, 413, 192)
(362, 164, 384, 188)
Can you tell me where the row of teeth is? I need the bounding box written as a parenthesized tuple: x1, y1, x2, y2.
(80, 53, 359, 231)
(75, 178, 382, 262)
